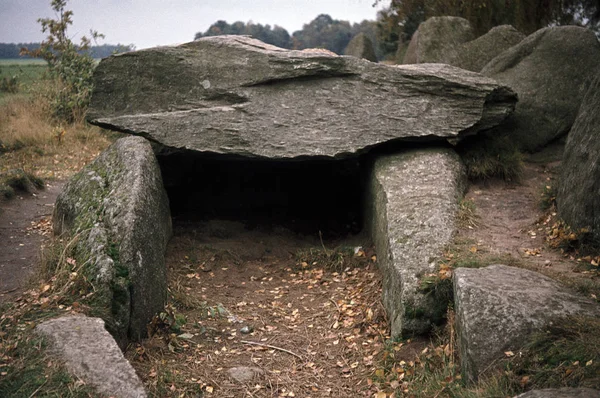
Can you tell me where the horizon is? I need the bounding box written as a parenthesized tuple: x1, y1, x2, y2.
(0, 0, 390, 50)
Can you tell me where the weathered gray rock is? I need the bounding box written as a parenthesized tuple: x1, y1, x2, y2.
(344, 32, 377, 62)
(557, 74, 600, 242)
(450, 25, 525, 72)
(481, 26, 600, 152)
(227, 366, 264, 383)
(515, 388, 600, 398)
(454, 264, 599, 383)
(36, 315, 147, 398)
(403, 17, 474, 64)
(87, 36, 516, 160)
(54, 136, 172, 343)
(368, 148, 466, 337)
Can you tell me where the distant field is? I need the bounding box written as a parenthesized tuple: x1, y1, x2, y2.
(0, 59, 48, 100)
(0, 58, 47, 66)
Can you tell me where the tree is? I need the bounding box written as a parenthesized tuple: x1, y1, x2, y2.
(23, 0, 103, 122)
(195, 21, 293, 49)
(377, 0, 600, 49)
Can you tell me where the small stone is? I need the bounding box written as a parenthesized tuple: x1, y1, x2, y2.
(240, 325, 253, 334)
(227, 366, 263, 383)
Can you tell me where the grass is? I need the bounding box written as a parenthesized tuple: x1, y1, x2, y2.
(0, 92, 115, 187)
(0, 60, 48, 102)
(371, 311, 600, 397)
(457, 131, 523, 182)
(0, 57, 116, 396)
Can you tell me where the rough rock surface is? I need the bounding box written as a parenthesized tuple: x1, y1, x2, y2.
(87, 35, 516, 160)
(403, 17, 474, 64)
(454, 264, 599, 383)
(450, 25, 525, 72)
(343, 32, 377, 62)
(54, 136, 172, 343)
(481, 26, 600, 152)
(368, 148, 466, 337)
(557, 74, 600, 242)
(228, 366, 264, 383)
(36, 316, 147, 398)
(515, 388, 600, 398)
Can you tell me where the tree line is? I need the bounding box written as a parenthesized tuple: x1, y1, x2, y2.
(0, 42, 134, 60)
(196, 2, 599, 62)
(195, 14, 384, 59)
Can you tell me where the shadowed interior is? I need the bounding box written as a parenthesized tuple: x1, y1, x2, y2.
(157, 149, 367, 238)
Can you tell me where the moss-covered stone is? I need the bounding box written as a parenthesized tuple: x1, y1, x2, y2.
(53, 136, 172, 344)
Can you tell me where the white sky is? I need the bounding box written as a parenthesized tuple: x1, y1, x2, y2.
(0, 0, 391, 49)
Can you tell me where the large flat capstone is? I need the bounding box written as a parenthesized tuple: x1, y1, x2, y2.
(87, 35, 516, 159)
(54, 136, 172, 344)
(454, 265, 599, 383)
(368, 148, 466, 337)
(36, 315, 147, 398)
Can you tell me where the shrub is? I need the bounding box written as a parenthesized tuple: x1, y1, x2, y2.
(22, 0, 103, 123)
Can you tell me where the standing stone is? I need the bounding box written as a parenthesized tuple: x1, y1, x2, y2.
(450, 25, 525, 72)
(403, 17, 474, 64)
(54, 136, 172, 344)
(344, 32, 377, 62)
(557, 74, 600, 243)
(87, 36, 516, 160)
(481, 26, 600, 152)
(368, 148, 466, 337)
(454, 265, 599, 383)
(36, 316, 147, 398)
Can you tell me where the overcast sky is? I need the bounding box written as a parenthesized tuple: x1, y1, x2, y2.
(1, 0, 390, 49)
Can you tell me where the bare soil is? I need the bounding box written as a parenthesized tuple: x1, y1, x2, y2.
(0, 181, 62, 303)
(459, 161, 597, 284)
(126, 221, 395, 397)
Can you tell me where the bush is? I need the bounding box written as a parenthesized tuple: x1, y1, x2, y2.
(0, 75, 19, 93)
(22, 0, 103, 123)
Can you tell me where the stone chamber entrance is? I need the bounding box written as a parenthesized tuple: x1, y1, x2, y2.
(125, 150, 395, 397)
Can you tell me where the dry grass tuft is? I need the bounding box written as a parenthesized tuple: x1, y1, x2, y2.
(0, 93, 115, 185)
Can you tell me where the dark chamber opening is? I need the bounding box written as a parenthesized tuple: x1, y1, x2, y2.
(157, 150, 367, 238)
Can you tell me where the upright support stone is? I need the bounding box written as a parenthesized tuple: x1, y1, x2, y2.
(54, 136, 172, 344)
(368, 148, 466, 337)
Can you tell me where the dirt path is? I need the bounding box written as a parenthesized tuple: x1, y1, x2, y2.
(0, 181, 63, 303)
(459, 160, 593, 283)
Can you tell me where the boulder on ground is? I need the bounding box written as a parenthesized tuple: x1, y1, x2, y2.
(450, 25, 525, 72)
(54, 136, 172, 344)
(481, 26, 600, 152)
(36, 315, 147, 398)
(87, 36, 516, 160)
(557, 74, 600, 242)
(368, 148, 466, 337)
(454, 264, 599, 383)
(344, 32, 377, 62)
(515, 388, 600, 398)
(403, 16, 474, 64)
